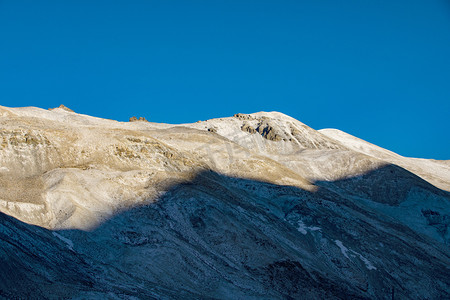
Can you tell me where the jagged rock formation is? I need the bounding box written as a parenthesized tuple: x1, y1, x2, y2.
(0, 105, 449, 299)
(48, 104, 74, 112)
(241, 122, 257, 134)
(129, 116, 149, 122)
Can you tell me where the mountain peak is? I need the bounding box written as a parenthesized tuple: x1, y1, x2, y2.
(1, 105, 449, 299)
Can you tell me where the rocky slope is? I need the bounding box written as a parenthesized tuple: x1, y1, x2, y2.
(0, 105, 449, 299)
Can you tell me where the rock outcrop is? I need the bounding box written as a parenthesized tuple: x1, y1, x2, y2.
(48, 104, 74, 112)
(129, 116, 148, 122)
(241, 122, 257, 134)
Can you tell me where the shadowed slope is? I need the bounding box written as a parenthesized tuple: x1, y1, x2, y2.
(1, 168, 449, 299)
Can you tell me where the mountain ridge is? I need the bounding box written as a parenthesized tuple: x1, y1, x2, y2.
(0, 105, 449, 298)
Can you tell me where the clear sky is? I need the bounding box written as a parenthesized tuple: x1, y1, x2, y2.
(1, 1, 449, 159)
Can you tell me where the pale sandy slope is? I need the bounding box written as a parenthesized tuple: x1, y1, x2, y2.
(319, 128, 450, 191)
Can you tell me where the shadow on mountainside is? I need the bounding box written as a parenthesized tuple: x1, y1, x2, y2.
(1, 165, 449, 299)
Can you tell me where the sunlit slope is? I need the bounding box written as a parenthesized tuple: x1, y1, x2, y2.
(320, 128, 450, 191)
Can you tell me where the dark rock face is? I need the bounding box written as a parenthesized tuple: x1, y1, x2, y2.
(241, 123, 257, 134)
(256, 121, 282, 141)
(239, 119, 283, 141)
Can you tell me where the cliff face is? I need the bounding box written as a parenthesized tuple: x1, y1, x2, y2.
(0, 105, 449, 299)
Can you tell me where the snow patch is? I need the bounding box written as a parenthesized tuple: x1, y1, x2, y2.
(335, 240, 349, 258)
(297, 220, 321, 235)
(356, 252, 377, 270)
(52, 232, 74, 251)
(335, 240, 376, 270)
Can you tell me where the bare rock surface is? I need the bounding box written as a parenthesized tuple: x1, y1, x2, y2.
(48, 104, 74, 112)
(130, 116, 149, 122)
(0, 105, 449, 299)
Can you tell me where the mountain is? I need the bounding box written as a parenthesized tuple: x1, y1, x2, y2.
(0, 105, 449, 299)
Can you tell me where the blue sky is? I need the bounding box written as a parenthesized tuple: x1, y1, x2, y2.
(1, 1, 449, 159)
